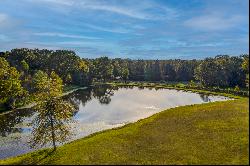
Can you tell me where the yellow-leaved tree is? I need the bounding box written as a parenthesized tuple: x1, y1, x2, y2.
(0, 57, 26, 109)
(30, 70, 75, 151)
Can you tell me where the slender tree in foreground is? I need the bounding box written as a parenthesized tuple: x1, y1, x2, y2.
(30, 98, 74, 151)
(29, 70, 75, 151)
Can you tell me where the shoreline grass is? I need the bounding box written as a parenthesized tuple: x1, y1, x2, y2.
(0, 97, 248, 165)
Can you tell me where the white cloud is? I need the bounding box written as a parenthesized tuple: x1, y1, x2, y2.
(26, 0, 74, 6)
(0, 13, 8, 23)
(56, 41, 99, 46)
(0, 41, 63, 51)
(33, 32, 101, 39)
(83, 23, 130, 34)
(184, 14, 244, 31)
(0, 34, 8, 41)
(0, 13, 23, 30)
(81, 4, 150, 20)
(26, 0, 178, 20)
(79, 1, 178, 20)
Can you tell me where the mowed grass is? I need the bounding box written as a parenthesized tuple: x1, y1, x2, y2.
(0, 98, 249, 165)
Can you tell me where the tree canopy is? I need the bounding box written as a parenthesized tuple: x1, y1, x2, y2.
(0, 57, 26, 109)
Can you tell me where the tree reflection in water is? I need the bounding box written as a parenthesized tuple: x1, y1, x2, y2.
(0, 108, 35, 137)
(0, 86, 213, 143)
(28, 85, 118, 151)
(199, 94, 211, 102)
(92, 85, 118, 105)
(63, 88, 92, 116)
(0, 85, 230, 159)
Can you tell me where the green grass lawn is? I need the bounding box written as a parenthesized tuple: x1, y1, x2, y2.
(0, 98, 249, 165)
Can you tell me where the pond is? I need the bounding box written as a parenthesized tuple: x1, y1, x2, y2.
(0, 85, 230, 159)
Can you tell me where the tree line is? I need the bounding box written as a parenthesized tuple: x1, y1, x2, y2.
(0, 48, 249, 151)
(0, 48, 249, 109)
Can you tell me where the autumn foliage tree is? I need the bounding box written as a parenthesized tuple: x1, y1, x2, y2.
(194, 55, 246, 87)
(30, 70, 75, 151)
(0, 57, 26, 109)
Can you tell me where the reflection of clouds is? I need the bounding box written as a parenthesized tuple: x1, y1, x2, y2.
(207, 95, 230, 102)
(73, 87, 229, 125)
(70, 121, 125, 140)
(0, 87, 230, 159)
(144, 106, 161, 110)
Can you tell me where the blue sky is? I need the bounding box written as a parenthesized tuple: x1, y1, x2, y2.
(0, 0, 249, 59)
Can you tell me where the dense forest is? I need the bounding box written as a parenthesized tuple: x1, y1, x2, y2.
(0, 48, 249, 109)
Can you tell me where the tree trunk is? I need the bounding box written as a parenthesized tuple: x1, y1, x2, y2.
(49, 110, 56, 151)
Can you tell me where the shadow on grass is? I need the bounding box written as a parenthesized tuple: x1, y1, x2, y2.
(17, 149, 56, 165)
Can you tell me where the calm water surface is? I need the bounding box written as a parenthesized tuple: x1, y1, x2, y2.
(0, 85, 230, 159)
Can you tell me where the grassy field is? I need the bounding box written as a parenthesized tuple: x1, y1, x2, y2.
(0, 97, 248, 165)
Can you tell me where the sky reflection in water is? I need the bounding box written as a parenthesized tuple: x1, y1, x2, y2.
(0, 86, 229, 159)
